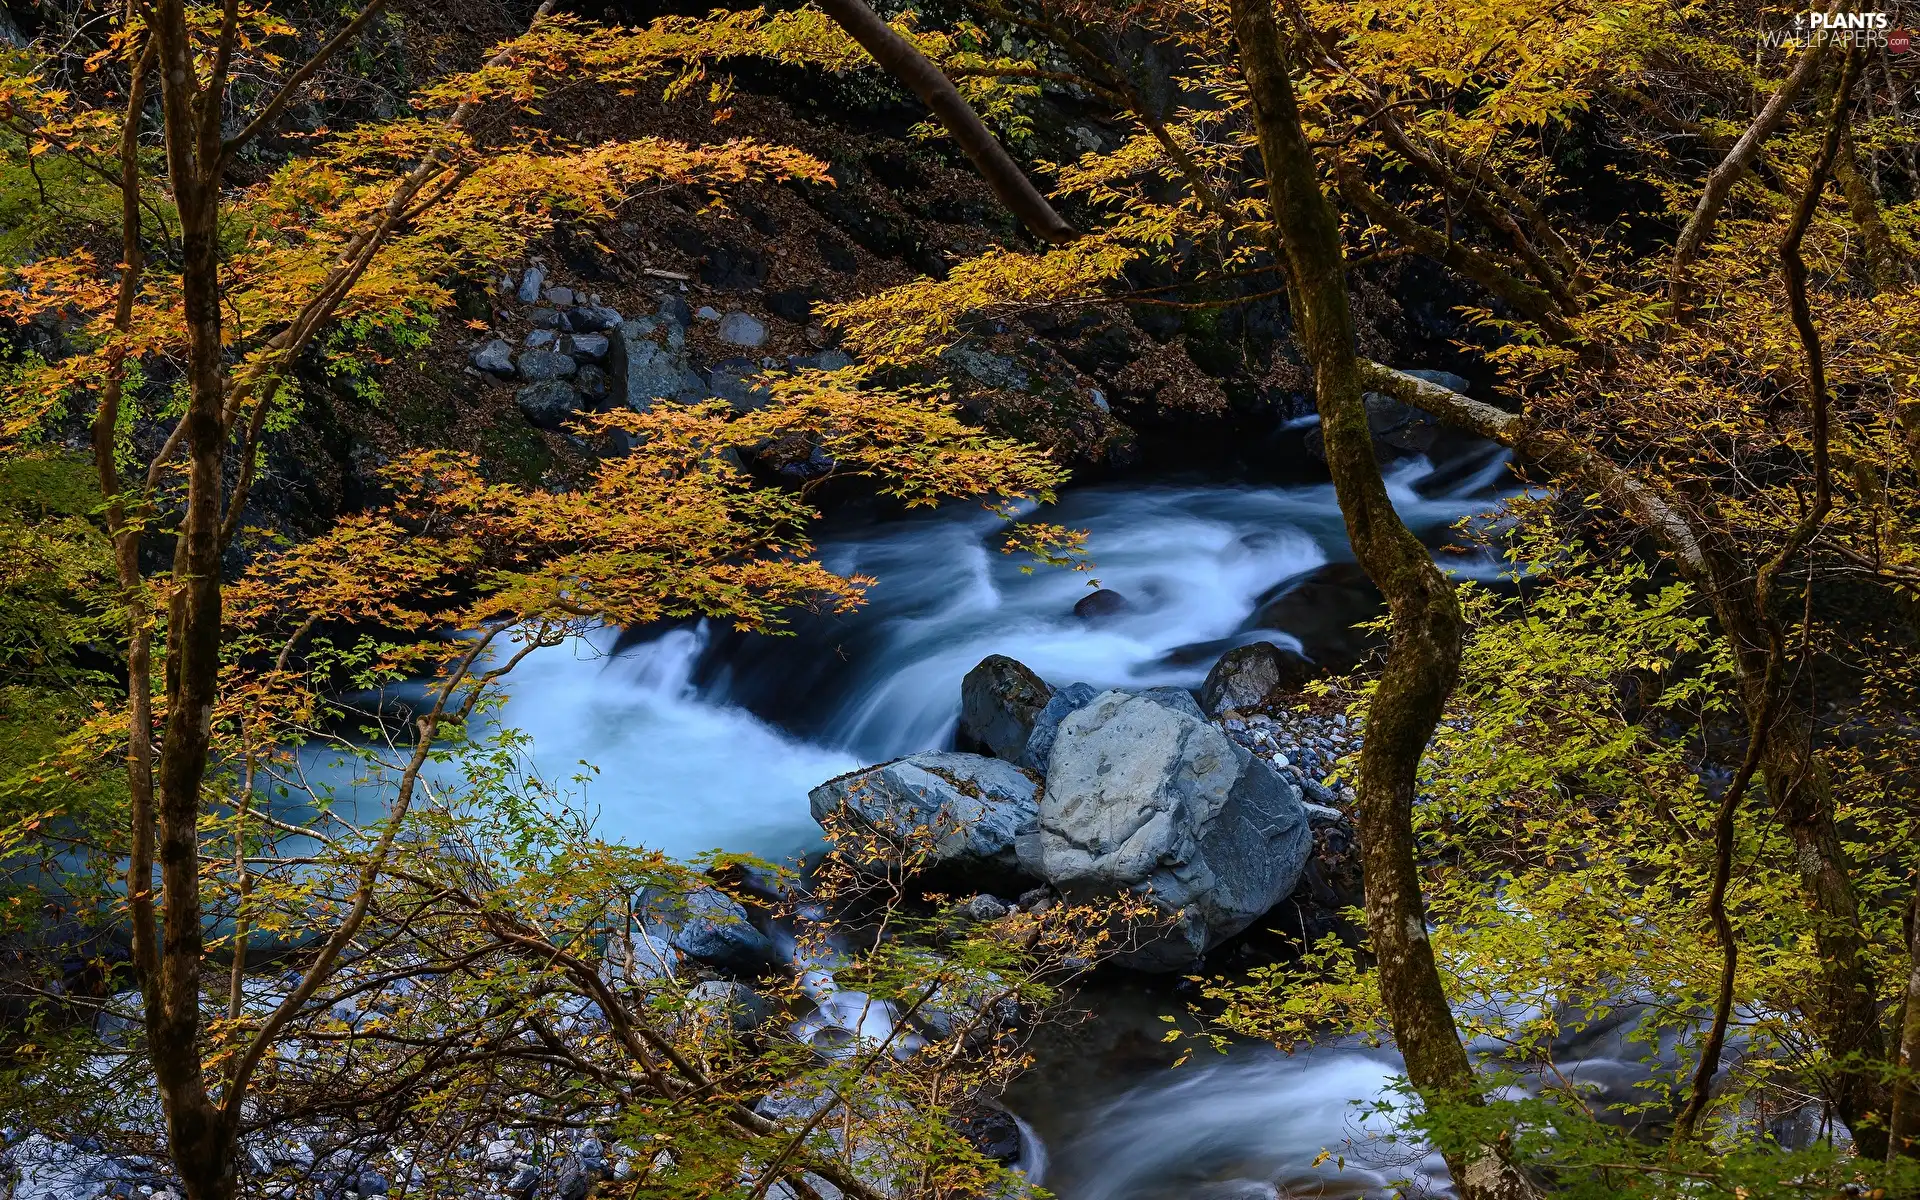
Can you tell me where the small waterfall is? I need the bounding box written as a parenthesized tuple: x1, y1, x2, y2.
(476, 452, 1521, 1200)
(491, 625, 858, 858)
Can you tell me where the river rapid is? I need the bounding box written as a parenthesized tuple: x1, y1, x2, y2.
(486, 443, 1523, 1198)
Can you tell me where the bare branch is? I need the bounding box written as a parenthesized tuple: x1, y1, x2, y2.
(220, 1, 391, 163)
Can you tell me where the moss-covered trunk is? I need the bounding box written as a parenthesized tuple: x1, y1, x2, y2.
(1226, 2, 1533, 1196)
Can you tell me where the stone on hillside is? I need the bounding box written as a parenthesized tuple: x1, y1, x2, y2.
(568, 332, 610, 362)
(523, 329, 556, 349)
(471, 339, 514, 376)
(647, 886, 780, 973)
(707, 358, 772, 412)
(568, 304, 623, 333)
(1073, 588, 1131, 622)
(517, 349, 576, 382)
(958, 654, 1053, 762)
(695, 305, 722, 321)
(546, 286, 575, 308)
(809, 752, 1039, 883)
(515, 380, 580, 427)
(613, 322, 707, 412)
(659, 294, 693, 327)
(1016, 689, 1310, 971)
(718, 311, 769, 348)
(792, 348, 854, 371)
(942, 345, 1029, 390)
(516, 266, 544, 303)
(574, 364, 610, 400)
(1201, 641, 1315, 716)
(528, 307, 565, 330)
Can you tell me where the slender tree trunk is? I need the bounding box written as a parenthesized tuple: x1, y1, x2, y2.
(144, 5, 236, 1197)
(1832, 131, 1904, 294)
(1227, 2, 1531, 1196)
(811, 0, 1076, 244)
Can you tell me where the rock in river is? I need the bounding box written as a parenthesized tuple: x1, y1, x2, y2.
(1073, 588, 1131, 622)
(958, 654, 1052, 763)
(645, 886, 781, 973)
(1017, 689, 1310, 971)
(1022, 681, 1098, 772)
(1200, 641, 1315, 716)
(809, 752, 1038, 885)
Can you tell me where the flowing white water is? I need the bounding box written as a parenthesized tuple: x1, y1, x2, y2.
(1044, 1046, 1449, 1200)
(484, 625, 858, 860)
(494, 452, 1514, 850)
(472, 450, 1519, 1199)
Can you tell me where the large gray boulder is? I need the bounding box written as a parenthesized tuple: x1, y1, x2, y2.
(958, 654, 1052, 762)
(1020, 681, 1200, 771)
(809, 752, 1038, 883)
(1017, 690, 1310, 971)
(1022, 681, 1097, 771)
(612, 321, 707, 412)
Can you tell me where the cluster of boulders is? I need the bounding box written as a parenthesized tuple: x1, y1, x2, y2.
(1, 1136, 175, 1200)
(812, 650, 1356, 973)
(467, 264, 852, 434)
(16, 645, 1361, 1200)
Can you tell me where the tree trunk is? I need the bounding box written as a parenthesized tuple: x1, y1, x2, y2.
(1363, 362, 1896, 1155)
(1832, 131, 1904, 295)
(1226, 2, 1532, 1196)
(144, 5, 237, 1198)
(811, 0, 1076, 244)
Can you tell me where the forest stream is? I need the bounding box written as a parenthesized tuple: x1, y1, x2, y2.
(469, 440, 1526, 1198)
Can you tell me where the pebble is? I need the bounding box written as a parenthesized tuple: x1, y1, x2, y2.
(1215, 704, 1362, 800)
